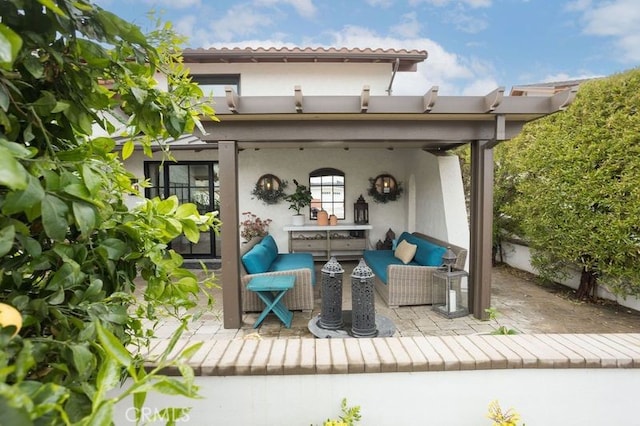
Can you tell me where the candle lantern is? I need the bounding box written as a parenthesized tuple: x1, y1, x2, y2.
(319, 257, 344, 330)
(354, 195, 369, 224)
(432, 248, 469, 318)
(351, 258, 377, 337)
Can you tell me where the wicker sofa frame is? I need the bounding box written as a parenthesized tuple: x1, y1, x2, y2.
(240, 236, 315, 313)
(373, 232, 468, 308)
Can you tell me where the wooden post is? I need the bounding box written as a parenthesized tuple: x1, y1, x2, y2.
(219, 140, 242, 328)
(469, 139, 494, 320)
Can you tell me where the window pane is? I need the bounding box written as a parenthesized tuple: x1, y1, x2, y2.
(309, 168, 345, 220)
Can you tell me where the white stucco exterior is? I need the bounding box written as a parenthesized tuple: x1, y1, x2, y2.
(125, 147, 470, 256)
(122, 49, 472, 263)
(113, 368, 640, 425)
(186, 62, 393, 96)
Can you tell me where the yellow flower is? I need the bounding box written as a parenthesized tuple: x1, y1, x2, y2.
(487, 400, 522, 426)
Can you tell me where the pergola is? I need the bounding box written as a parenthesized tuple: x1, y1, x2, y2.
(185, 48, 577, 328)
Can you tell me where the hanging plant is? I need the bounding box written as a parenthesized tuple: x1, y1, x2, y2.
(367, 175, 403, 203)
(251, 179, 288, 204)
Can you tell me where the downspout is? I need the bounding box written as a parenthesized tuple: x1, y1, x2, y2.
(386, 58, 400, 96)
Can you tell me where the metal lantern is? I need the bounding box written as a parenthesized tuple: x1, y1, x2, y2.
(319, 257, 344, 330)
(442, 246, 458, 272)
(432, 268, 469, 319)
(354, 195, 369, 224)
(351, 258, 376, 337)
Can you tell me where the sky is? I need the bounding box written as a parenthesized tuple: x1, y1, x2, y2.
(94, 0, 640, 96)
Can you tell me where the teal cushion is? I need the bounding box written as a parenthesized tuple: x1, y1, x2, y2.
(260, 234, 278, 255)
(270, 252, 317, 285)
(419, 245, 447, 266)
(398, 232, 447, 267)
(414, 239, 447, 267)
(363, 250, 419, 284)
(398, 232, 413, 245)
(241, 244, 272, 274)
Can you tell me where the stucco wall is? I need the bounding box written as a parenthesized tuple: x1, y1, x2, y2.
(113, 369, 640, 425)
(239, 148, 409, 251)
(124, 147, 470, 254)
(185, 62, 392, 96)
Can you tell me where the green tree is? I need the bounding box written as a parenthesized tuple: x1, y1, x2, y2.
(454, 144, 520, 265)
(504, 68, 640, 299)
(0, 0, 220, 423)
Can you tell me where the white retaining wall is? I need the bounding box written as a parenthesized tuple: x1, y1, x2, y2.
(113, 368, 640, 425)
(502, 240, 640, 312)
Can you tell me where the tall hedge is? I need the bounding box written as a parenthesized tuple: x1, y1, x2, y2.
(504, 68, 640, 299)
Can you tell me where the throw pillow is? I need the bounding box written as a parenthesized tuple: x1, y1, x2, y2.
(241, 244, 271, 274)
(260, 234, 278, 255)
(394, 239, 417, 264)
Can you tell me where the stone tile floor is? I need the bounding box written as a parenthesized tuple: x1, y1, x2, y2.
(151, 262, 640, 341)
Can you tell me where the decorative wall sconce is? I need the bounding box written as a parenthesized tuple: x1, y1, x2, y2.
(367, 174, 403, 203)
(251, 174, 288, 204)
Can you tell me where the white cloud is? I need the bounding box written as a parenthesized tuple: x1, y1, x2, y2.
(445, 9, 488, 34)
(564, 0, 592, 12)
(143, 0, 201, 8)
(390, 12, 422, 38)
(365, 0, 394, 7)
(174, 14, 198, 41)
(208, 5, 275, 42)
(575, 0, 640, 63)
(461, 77, 499, 96)
(409, 0, 491, 8)
(254, 0, 317, 18)
(328, 25, 496, 95)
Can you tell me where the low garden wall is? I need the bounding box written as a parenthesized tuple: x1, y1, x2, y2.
(501, 240, 640, 312)
(113, 368, 640, 425)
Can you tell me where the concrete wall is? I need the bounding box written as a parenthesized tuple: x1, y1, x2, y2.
(502, 240, 640, 312)
(186, 62, 392, 96)
(124, 147, 471, 255)
(113, 368, 640, 425)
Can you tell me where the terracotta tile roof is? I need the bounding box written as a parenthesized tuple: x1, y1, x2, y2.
(182, 47, 428, 72)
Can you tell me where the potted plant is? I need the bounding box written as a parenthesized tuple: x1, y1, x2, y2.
(285, 179, 313, 225)
(239, 212, 272, 242)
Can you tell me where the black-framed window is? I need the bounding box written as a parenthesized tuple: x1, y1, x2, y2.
(145, 161, 220, 258)
(191, 74, 240, 97)
(309, 168, 345, 220)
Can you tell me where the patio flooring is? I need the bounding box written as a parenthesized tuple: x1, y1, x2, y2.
(155, 262, 640, 341)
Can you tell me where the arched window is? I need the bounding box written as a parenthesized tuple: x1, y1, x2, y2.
(309, 168, 345, 220)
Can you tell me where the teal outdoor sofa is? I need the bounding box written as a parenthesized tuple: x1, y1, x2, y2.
(363, 232, 467, 308)
(240, 234, 316, 312)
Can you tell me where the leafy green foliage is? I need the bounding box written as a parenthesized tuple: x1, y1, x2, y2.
(0, 0, 220, 423)
(285, 179, 313, 214)
(323, 398, 362, 426)
(503, 68, 640, 297)
(484, 307, 518, 335)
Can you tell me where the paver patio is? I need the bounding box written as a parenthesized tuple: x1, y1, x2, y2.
(155, 262, 640, 341)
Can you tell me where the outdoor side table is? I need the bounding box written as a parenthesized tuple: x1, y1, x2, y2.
(246, 275, 295, 328)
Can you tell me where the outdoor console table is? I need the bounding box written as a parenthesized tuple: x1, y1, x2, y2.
(246, 275, 295, 328)
(284, 223, 373, 260)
